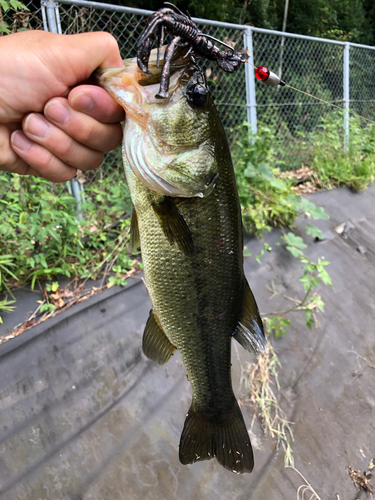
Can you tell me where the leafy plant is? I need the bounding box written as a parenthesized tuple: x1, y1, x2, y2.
(310, 114, 375, 191)
(0, 298, 16, 324)
(0, 170, 133, 299)
(0, 0, 28, 34)
(263, 196, 331, 338)
(233, 114, 375, 219)
(233, 123, 300, 236)
(273, 113, 375, 188)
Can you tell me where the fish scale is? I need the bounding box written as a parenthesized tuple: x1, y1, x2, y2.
(125, 154, 238, 415)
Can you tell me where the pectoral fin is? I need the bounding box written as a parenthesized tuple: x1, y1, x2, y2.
(142, 309, 176, 366)
(129, 206, 140, 253)
(152, 197, 194, 254)
(233, 280, 266, 354)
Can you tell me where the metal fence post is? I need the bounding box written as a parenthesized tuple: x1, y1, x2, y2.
(41, 0, 84, 220)
(343, 43, 350, 151)
(244, 27, 257, 138)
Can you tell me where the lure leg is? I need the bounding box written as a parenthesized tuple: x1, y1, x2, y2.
(137, 9, 175, 74)
(156, 36, 181, 99)
(157, 25, 165, 67)
(137, 36, 154, 74)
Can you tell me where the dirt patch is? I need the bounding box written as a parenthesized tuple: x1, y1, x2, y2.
(277, 166, 320, 195)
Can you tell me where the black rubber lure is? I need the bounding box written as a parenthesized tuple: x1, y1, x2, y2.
(137, 2, 244, 98)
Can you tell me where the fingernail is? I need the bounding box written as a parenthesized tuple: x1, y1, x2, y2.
(11, 130, 33, 151)
(70, 92, 94, 112)
(44, 101, 70, 125)
(25, 114, 50, 138)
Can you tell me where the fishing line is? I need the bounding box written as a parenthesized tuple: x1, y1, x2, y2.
(284, 82, 375, 125)
(243, 60, 375, 126)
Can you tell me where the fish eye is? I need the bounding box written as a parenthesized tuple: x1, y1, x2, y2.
(186, 84, 207, 106)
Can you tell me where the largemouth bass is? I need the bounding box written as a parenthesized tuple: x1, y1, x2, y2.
(97, 48, 266, 474)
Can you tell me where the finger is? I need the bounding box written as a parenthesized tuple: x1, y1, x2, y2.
(44, 97, 123, 151)
(22, 113, 104, 172)
(68, 85, 125, 123)
(0, 124, 39, 176)
(50, 32, 124, 87)
(11, 129, 78, 182)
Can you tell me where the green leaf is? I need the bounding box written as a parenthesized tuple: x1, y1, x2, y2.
(9, 0, 29, 10)
(305, 311, 313, 330)
(40, 303, 55, 314)
(299, 275, 312, 283)
(0, 20, 11, 33)
(286, 245, 304, 258)
(312, 296, 325, 312)
(284, 232, 307, 249)
(244, 163, 256, 178)
(0, 0, 10, 11)
(266, 316, 291, 338)
(19, 212, 28, 224)
(47, 226, 62, 244)
(305, 224, 323, 239)
(318, 271, 332, 286)
(257, 162, 273, 179)
(300, 199, 329, 220)
(269, 178, 285, 189)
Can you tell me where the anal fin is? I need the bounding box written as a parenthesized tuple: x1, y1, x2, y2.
(233, 279, 266, 354)
(142, 310, 176, 366)
(152, 197, 194, 254)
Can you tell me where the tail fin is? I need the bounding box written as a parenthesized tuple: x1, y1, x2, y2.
(179, 401, 254, 474)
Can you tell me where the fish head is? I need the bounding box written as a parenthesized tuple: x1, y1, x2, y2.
(97, 48, 220, 198)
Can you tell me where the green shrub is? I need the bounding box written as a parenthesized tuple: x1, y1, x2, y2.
(310, 114, 375, 191)
(0, 169, 132, 294)
(233, 123, 300, 236)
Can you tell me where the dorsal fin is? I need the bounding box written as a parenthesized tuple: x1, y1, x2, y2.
(233, 279, 266, 354)
(142, 309, 176, 366)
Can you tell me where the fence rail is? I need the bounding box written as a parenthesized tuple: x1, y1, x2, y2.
(2, 0, 375, 209)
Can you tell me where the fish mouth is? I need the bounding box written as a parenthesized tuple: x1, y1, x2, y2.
(97, 47, 218, 198)
(97, 46, 191, 120)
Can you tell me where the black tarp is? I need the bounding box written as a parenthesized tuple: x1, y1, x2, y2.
(0, 185, 374, 499)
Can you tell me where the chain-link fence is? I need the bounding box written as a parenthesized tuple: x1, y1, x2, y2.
(56, 1, 248, 190)
(2, 0, 375, 208)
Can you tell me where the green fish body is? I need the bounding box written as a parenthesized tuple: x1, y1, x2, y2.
(98, 49, 266, 474)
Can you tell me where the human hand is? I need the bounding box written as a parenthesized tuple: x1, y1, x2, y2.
(0, 30, 125, 182)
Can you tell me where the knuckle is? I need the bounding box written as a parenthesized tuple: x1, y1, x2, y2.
(84, 152, 104, 171)
(105, 124, 123, 151)
(100, 32, 119, 52)
(93, 123, 122, 152)
(78, 121, 97, 144)
(92, 152, 104, 170)
(56, 169, 77, 182)
(56, 137, 75, 158)
(37, 147, 55, 170)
